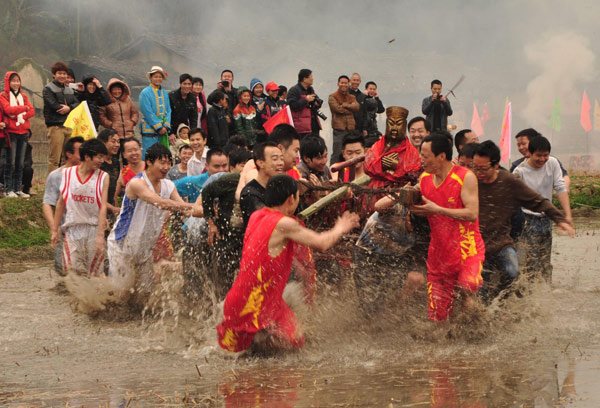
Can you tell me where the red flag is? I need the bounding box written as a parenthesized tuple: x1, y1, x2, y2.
(580, 90, 592, 132)
(471, 103, 484, 137)
(481, 103, 491, 126)
(499, 102, 511, 164)
(263, 105, 294, 134)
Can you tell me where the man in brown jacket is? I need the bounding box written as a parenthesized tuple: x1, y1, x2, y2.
(328, 75, 359, 165)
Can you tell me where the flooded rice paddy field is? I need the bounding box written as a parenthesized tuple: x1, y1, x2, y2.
(1, 218, 600, 407)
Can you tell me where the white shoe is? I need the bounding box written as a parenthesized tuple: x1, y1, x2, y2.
(16, 191, 30, 198)
(5, 191, 18, 198)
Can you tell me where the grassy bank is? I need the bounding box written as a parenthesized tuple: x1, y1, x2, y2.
(0, 196, 53, 267)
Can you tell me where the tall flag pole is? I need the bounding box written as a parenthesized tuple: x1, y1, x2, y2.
(480, 102, 491, 129)
(549, 95, 561, 132)
(580, 90, 592, 132)
(499, 101, 511, 165)
(594, 99, 600, 131)
(471, 103, 484, 137)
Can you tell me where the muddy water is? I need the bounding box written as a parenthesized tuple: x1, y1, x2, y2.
(1, 220, 600, 407)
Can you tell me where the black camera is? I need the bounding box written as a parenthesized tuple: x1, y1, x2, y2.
(314, 96, 323, 106)
(221, 80, 229, 88)
(316, 110, 328, 120)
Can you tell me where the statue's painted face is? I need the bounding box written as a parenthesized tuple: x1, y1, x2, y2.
(386, 114, 407, 141)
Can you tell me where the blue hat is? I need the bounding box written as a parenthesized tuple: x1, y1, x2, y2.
(250, 77, 263, 93)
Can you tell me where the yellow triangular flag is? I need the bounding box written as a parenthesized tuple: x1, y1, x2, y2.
(594, 99, 600, 131)
(63, 100, 97, 140)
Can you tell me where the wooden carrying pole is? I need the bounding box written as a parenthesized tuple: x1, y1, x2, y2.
(297, 174, 371, 220)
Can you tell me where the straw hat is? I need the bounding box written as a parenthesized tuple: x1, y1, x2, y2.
(146, 66, 168, 80)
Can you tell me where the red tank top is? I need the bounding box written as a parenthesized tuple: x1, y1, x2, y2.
(287, 166, 301, 180)
(121, 163, 145, 187)
(419, 165, 484, 265)
(218, 207, 295, 352)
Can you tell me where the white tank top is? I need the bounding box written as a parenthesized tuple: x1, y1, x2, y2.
(108, 172, 175, 259)
(60, 165, 107, 229)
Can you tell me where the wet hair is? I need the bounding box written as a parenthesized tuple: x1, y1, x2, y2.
(97, 128, 118, 144)
(122, 137, 141, 148)
(278, 85, 287, 97)
(431, 79, 442, 87)
(300, 136, 327, 162)
(342, 131, 365, 149)
(338, 75, 350, 83)
(208, 90, 226, 105)
(298, 69, 312, 83)
(515, 127, 541, 140)
(224, 135, 248, 153)
(79, 138, 108, 161)
(179, 144, 193, 154)
(408, 116, 430, 132)
(459, 142, 480, 160)
(229, 148, 253, 169)
(528, 135, 551, 154)
(338, 132, 365, 162)
(51, 62, 69, 75)
(189, 128, 206, 139)
(455, 129, 472, 151)
(422, 132, 453, 161)
(474, 140, 500, 165)
(145, 143, 172, 165)
(265, 175, 298, 207)
(365, 81, 377, 89)
(221, 69, 233, 78)
(192, 77, 204, 86)
(253, 141, 280, 171)
(179, 73, 192, 84)
(64, 136, 85, 156)
(269, 124, 300, 149)
(207, 147, 227, 164)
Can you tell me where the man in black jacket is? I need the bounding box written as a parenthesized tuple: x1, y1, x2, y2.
(212, 69, 237, 135)
(43, 61, 79, 173)
(169, 73, 198, 143)
(357, 81, 385, 147)
(206, 91, 230, 148)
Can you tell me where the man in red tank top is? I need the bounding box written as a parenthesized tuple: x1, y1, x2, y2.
(217, 175, 359, 353)
(411, 133, 485, 321)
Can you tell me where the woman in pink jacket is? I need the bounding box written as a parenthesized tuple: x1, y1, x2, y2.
(0, 71, 34, 198)
(99, 78, 139, 138)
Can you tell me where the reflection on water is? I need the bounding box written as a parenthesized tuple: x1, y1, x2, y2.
(1, 222, 599, 407)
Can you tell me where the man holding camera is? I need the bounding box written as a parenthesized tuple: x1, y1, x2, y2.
(288, 69, 323, 140)
(422, 79, 453, 132)
(328, 75, 360, 165)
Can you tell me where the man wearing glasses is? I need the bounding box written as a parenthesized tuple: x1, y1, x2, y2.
(472, 141, 574, 302)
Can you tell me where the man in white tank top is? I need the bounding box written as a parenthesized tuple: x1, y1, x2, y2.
(107, 143, 193, 305)
(51, 139, 109, 277)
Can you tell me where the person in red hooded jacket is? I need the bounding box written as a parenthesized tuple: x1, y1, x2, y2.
(0, 71, 34, 198)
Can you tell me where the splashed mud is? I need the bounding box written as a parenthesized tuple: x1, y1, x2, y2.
(1, 220, 599, 406)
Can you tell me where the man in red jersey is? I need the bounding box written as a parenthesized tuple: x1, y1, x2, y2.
(411, 132, 485, 321)
(218, 175, 359, 353)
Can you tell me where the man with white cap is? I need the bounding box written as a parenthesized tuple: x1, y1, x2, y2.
(139, 66, 172, 159)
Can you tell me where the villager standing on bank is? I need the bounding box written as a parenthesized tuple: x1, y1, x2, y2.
(99, 78, 139, 138)
(76, 75, 111, 130)
(43, 62, 79, 173)
(139, 66, 171, 159)
(0, 71, 34, 197)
